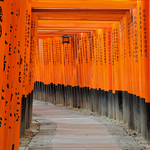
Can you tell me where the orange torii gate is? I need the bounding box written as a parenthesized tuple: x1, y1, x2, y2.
(0, 0, 149, 150)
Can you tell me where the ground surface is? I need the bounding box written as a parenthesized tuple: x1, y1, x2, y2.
(19, 119, 40, 150)
(27, 101, 146, 150)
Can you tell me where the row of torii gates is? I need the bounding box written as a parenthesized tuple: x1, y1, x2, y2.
(0, 0, 150, 150)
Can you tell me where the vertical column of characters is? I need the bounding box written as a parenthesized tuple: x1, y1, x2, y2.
(112, 24, 116, 94)
(77, 34, 81, 88)
(43, 39, 46, 84)
(24, 4, 31, 97)
(86, 33, 90, 89)
(31, 15, 38, 90)
(103, 28, 108, 92)
(87, 33, 90, 89)
(84, 33, 88, 88)
(55, 37, 58, 86)
(70, 36, 73, 87)
(94, 30, 98, 90)
(76, 34, 80, 87)
(61, 38, 64, 86)
(29, 15, 33, 92)
(66, 41, 69, 86)
(81, 33, 85, 88)
(79, 33, 83, 88)
(22, 5, 28, 96)
(45, 39, 48, 84)
(68, 37, 72, 86)
(79, 33, 84, 88)
(118, 21, 122, 92)
(73, 35, 77, 87)
(99, 29, 104, 91)
(28, 7, 34, 93)
(120, 19, 123, 92)
(122, 16, 127, 93)
(63, 41, 66, 86)
(26, 3, 31, 95)
(64, 42, 67, 87)
(141, 0, 149, 102)
(88, 32, 92, 89)
(97, 29, 101, 90)
(44, 39, 47, 84)
(57, 37, 59, 85)
(53, 37, 55, 85)
(48, 38, 51, 84)
(45, 39, 47, 84)
(133, 9, 139, 97)
(131, 10, 136, 96)
(91, 31, 94, 89)
(0, 1, 9, 149)
(107, 28, 112, 92)
(42, 39, 45, 83)
(46, 38, 49, 84)
(46, 39, 49, 84)
(125, 12, 130, 95)
(71, 36, 74, 87)
(58, 37, 62, 85)
(54, 37, 59, 85)
(52, 38, 55, 85)
(137, 1, 143, 99)
(51, 38, 54, 84)
(126, 12, 131, 95)
(105, 28, 109, 92)
(114, 22, 122, 92)
(129, 10, 134, 96)
(97, 30, 100, 90)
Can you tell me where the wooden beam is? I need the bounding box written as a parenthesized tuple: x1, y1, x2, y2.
(38, 29, 92, 33)
(36, 14, 125, 21)
(38, 32, 90, 35)
(38, 20, 113, 29)
(32, 9, 128, 14)
(30, 0, 137, 9)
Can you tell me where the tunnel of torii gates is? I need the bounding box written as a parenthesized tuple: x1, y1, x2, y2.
(0, 0, 150, 149)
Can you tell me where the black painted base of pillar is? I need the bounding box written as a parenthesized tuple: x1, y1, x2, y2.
(98, 89, 102, 116)
(127, 94, 134, 130)
(108, 90, 113, 119)
(122, 91, 127, 124)
(136, 96, 141, 133)
(115, 91, 123, 121)
(101, 90, 107, 116)
(112, 93, 116, 120)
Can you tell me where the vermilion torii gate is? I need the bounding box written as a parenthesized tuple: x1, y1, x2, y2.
(0, 0, 150, 150)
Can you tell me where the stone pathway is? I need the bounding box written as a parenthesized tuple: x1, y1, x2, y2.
(29, 101, 145, 150)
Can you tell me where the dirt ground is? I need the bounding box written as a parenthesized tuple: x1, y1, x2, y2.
(19, 119, 40, 150)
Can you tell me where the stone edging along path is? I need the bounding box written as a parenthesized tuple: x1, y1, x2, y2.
(29, 100, 146, 150)
(28, 114, 56, 150)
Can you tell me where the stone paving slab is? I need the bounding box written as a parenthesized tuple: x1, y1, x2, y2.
(29, 101, 145, 150)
